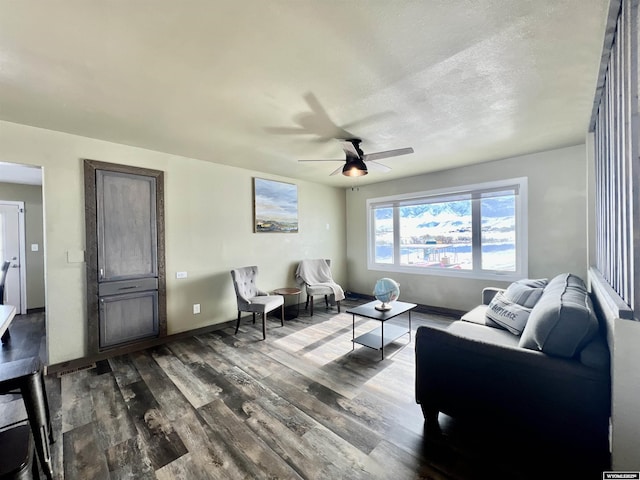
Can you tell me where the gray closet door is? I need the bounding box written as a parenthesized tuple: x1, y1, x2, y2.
(96, 171, 158, 281)
(85, 159, 166, 354)
(93, 168, 161, 349)
(100, 290, 159, 347)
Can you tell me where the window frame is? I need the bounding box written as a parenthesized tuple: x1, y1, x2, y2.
(366, 177, 528, 281)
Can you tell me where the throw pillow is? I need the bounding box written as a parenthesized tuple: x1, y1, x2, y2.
(503, 281, 546, 308)
(485, 291, 532, 335)
(484, 278, 547, 334)
(514, 278, 548, 289)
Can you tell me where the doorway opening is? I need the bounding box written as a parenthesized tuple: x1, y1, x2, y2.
(0, 200, 27, 313)
(0, 162, 46, 358)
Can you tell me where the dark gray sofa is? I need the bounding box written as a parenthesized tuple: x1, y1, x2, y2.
(415, 273, 611, 454)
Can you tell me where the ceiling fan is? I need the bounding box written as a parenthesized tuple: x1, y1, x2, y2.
(298, 138, 414, 177)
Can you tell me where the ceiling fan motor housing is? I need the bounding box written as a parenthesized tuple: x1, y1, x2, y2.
(298, 137, 413, 177)
(346, 138, 365, 158)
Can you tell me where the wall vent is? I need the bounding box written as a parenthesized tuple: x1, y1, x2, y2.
(56, 363, 96, 377)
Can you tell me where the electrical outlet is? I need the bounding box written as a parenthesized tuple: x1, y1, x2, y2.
(176, 271, 188, 279)
(193, 304, 200, 314)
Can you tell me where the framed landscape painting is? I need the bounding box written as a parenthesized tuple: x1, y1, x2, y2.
(253, 178, 298, 233)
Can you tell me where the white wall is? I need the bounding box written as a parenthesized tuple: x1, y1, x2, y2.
(346, 144, 589, 312)
(0, 120, 347, 364)
(610, 319, 640, 469)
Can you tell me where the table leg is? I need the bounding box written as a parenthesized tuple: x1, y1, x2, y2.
(381, 322, 384, 360)
(294, 292, 300, 319)
(352, 314, 355, 350)
(409, 311, 412, 342)
(40, 371, 54, 445)
(22, 370, 53, 480)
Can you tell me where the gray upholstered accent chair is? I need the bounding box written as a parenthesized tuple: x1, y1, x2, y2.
(295, 259, 345, 316)
(230, 266, 284, 339)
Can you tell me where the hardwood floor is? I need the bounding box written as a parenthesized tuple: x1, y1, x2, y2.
(2, 304, 610, 479)
(0, 311, 46, 364)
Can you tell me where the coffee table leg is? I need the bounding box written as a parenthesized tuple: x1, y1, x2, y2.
(352, 314, 355, 351)
(381, 322, 384, 360)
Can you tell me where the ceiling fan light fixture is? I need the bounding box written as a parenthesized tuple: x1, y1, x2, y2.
(342, 158, 368, 177)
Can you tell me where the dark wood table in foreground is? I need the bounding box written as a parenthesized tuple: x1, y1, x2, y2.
(347, 300, 417, 360)
(0, 356, 54, 479)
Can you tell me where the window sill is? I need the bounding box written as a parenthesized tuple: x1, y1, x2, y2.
(368, 263, 525, 282)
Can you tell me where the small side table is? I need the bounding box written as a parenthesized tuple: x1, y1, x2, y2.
(273, 287, 302, 320)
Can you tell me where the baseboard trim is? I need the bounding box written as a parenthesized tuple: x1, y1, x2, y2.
(46, 319, 235, 376)
(47, 297, 462, 376)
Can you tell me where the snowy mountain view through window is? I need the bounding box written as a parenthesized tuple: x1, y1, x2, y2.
(368, 178, 527, 279)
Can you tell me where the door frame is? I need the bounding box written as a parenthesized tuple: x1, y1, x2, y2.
(83, 159, 167, 354)
(0, 200, 28, 313)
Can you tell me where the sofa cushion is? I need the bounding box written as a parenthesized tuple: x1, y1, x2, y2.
(460, 305, 489, 325)
(446, 320, 522, 349)
(513, 277, 549, 289)
(519, 273, 599, 358)
(579, 335, 610, 370)
(485, 291, 533, 335)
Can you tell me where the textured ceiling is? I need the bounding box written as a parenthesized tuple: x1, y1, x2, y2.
(0, 1, 610, 187)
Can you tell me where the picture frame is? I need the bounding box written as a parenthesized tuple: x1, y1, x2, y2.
(253, 178, 298, 233)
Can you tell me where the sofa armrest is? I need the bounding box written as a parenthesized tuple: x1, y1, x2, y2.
(482, 287, 504, 305)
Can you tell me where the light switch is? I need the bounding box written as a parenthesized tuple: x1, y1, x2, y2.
(31, 244, 39, 252)
(176, 271, 188, 279)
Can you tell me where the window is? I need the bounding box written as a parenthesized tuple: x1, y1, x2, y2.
(367, 178, 528, 280)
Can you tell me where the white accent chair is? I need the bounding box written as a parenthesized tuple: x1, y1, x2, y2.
(230, 266, 284, 339)
(295, 259, 345, 316)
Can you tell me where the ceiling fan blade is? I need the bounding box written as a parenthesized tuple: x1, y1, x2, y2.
(263, 126, 308, 135)
(365, 160, 392, 173)
(341, 111, 395, 131)
(364, 147, 414, 162)
(341, 141, 360, 157)
(298, 159, 343, 162)
(329, 164, 345, 176)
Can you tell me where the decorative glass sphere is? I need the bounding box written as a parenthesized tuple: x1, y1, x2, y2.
(373, 278, 400, 311)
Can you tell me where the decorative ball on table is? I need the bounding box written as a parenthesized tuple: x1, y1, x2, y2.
(373, 278, 400, 311)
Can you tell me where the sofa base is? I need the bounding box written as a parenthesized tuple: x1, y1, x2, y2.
(414, 320, 611, 455)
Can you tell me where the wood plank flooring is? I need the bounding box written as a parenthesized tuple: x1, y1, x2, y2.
(2, 304, 610, 479)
